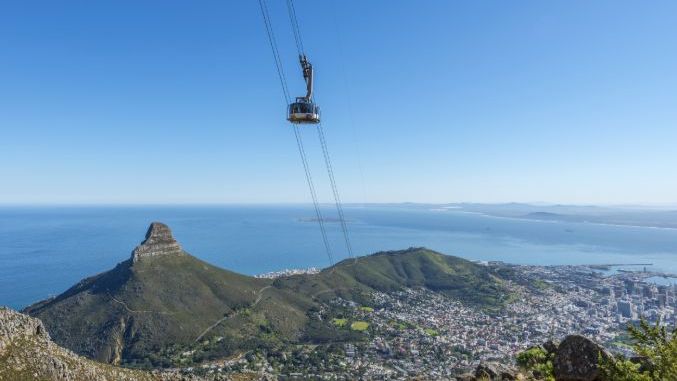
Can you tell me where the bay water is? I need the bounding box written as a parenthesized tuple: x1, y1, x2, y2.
(1, 205, 676, 309)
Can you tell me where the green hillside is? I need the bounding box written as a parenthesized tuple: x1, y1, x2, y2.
(289, 248, 510, 309)
(25, 253, 275, 363)
(25, 223, 510, 367)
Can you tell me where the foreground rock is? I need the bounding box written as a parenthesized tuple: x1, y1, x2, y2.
(553, 335, 610, 381)
(474, 362, 518, 380)
(453, 362, 521, 380)
(461, 335, 613, 380)
(0, 307, 200, 381)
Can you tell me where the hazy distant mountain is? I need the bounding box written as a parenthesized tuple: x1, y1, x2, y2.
(522, 211, 564, 219)
(24, 222, 510, 367)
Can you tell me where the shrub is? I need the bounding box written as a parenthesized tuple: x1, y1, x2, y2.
(600, 319, 676, 381)
(516, 346, 554, 380)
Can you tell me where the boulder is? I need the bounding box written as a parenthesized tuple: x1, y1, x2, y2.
(475, 362, 518, 380)
(455, 374, 477, 381)
(542, 339, 559, 354)
(553, 335, 610, 381)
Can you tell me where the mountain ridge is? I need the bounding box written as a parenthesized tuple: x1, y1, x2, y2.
(24, 222, 512, 367)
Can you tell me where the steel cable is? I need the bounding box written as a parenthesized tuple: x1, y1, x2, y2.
(317, 122, 354, 258)
(257, 0, 334, 265)
(285, 0, 305, 56)
(283, 0, 355, 260)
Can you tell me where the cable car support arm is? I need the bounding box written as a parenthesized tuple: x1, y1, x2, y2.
(300, 55, 313, 101)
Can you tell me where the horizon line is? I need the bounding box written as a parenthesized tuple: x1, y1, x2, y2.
(1, 201, 676, 208)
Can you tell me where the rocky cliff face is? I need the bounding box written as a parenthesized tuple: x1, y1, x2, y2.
(0, 306, 50, 354)
(0, 307, 201, 381)
(132, 222, 184, 263)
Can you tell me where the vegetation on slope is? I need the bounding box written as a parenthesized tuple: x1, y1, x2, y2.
(516, 346, 554, 381)
(600, 320, 677, 381)
(278, 247, 512, 311)
(24, 253, 279, 364)
(516, 320, 677, 381)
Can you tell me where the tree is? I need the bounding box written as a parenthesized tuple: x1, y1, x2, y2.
(600, 319, 676, 381)
(516, 346, 554, 380)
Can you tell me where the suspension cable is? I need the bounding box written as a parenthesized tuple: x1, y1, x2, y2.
(317, 122, 354, 258)
(285, 0, 305, 56)
(257, 0, 290, 103)
(293, 126, 334, 265)
(257, 0, 334, 265)
(284, 1, 354, 259)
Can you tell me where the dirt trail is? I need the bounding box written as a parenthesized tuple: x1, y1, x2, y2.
(193, 285, 272, 343)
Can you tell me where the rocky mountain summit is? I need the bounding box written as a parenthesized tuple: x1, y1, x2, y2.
(132, 222, 184, 263)
(0, 307, 200, 381)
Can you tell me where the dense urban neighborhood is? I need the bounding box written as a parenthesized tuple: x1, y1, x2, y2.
(188, 263, 676, 380)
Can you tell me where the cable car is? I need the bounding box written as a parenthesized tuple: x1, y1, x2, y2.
(287, 55, 320, 124)
(288, 97, 320, 124)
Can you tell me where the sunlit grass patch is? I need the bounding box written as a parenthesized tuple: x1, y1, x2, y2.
(350, 321, 369, 331)
(424, 328, 438, 336)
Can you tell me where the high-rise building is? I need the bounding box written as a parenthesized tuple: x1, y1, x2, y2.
(618, 299, 635, 319)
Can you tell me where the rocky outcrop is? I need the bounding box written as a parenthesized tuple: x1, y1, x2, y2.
(454, 362, 520, 380)
(474, 362, 517, 380)
(0, 306, 50, 355)
(542, 339, 559, 355)
(553, 335, 610, 381)
(0, 307, 203, 381)
(132, 222, 184, 263)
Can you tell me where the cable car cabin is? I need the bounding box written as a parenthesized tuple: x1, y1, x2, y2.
(288, 98, 320, 124)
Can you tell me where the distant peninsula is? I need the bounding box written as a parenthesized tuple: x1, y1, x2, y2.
(423, 202, 677, 229)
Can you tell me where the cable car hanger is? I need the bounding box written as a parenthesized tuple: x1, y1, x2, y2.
(287, 54, 321, 124)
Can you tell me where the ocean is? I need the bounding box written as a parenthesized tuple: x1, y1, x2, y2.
(1, 205, 676, 309)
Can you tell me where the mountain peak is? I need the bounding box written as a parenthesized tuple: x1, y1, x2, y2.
(131, 222, 183, 263)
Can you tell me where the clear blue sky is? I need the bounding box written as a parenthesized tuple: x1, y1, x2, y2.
(2, 1, 676, 205)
